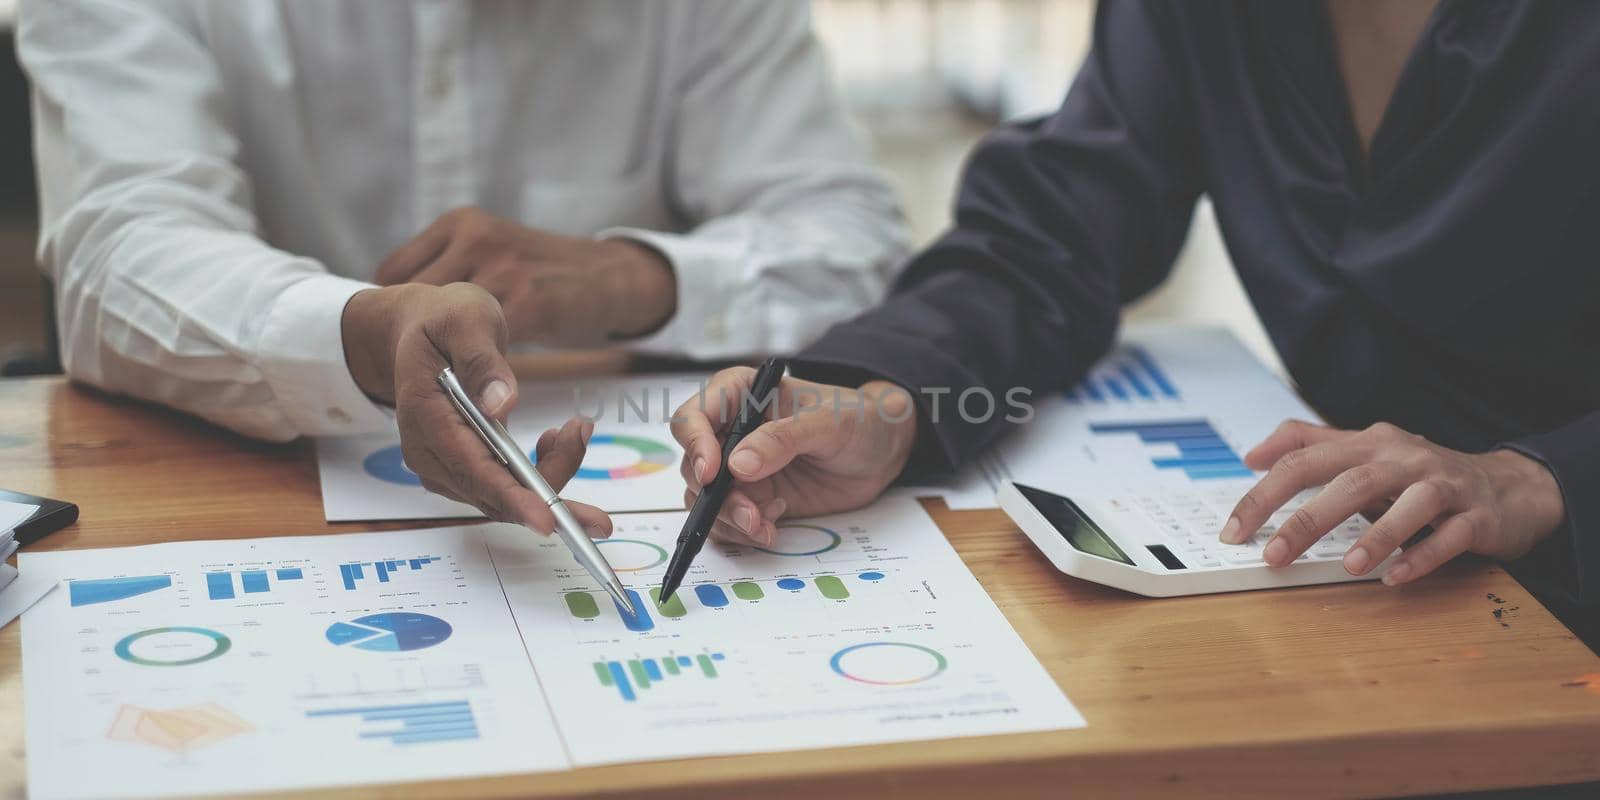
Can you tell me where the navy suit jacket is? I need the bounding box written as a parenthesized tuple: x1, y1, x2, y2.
(795, 0, 1600, 608)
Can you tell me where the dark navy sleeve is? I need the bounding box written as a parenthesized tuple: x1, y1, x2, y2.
(1503, 411, 1600, 607)
(793, 0, 1204, 474)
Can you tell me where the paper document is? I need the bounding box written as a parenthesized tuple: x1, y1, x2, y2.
(21, 497, 1083, 797)
(0, 569, 57, 630)
(21, 528, 567, 799)
(317, 373, 707, 521)
(915, 326, 1311, 508)
(0, 498, 39, 533)
(488, 494, 1083, 765)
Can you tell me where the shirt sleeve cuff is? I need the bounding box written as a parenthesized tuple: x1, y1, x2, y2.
(598, 227, 741, 359)
(256, 273, 395, 437)
(793, 318, 990, 479)
(1501, 412, 1600, 607)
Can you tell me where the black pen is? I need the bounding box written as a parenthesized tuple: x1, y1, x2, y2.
(659, 356, 789, 603)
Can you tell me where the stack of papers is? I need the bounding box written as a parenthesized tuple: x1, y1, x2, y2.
(19, 495, 1083, 798)
(0, 497, 37, 565)
(1, 498, 58, 629)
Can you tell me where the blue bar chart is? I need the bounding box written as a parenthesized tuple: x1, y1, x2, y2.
(204, 567, 305, 600)
(68, 575, 173, 607)
(339, 557, 439, 590)
(1064, 346, 1182, 405)
(305, 700, 479, 745)
(1089, 419, 1254, 480)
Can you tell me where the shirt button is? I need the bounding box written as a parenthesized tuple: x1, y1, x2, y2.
(327, 407, 352, 425)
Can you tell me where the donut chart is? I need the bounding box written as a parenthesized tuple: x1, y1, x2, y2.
(561, 434, 676, 480)
(754, 524, 842, 557)
(829, 642, 948, 686)
(114, 627, 232, 667)
(595, 538, 669, 572)
(364, 433, 675, 486)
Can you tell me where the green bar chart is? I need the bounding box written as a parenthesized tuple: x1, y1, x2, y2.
(562, 571, 895, 631)
(648, 587, 687, 618)
(593, 652, 727, 702)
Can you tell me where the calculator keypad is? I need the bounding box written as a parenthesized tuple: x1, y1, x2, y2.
(1108, 487, 1370, 569)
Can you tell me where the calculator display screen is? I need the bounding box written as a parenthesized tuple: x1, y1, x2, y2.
(1014, 483, 1133, 565)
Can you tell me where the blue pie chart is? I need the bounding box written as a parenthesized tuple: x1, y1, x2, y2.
(363, 445, 420, 486)
(325, 612, 452, 652)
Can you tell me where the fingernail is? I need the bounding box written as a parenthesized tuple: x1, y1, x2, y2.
(481, 380, 511, 414)
(1220, 517, 1241, 544)
(733, 505, 756, 533)
(587, 523, 609, 539)
(729, 450, 762, 476)
(1343, 546, 1371, 575)
(580, 419, 594, 445)
(1263, 537, 1288, 566)
(693, 457, 708, 483)
(759, 522, 777, 548)
(1382, 562, 1411, 586)
(762, 497, 788, 522)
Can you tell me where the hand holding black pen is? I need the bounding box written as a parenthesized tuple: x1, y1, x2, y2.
(659, 357, 789, 603)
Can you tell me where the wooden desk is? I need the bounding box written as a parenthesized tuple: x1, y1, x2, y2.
(3, 376, 1599, 799)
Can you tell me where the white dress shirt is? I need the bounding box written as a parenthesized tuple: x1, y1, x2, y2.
(18, 0, 907, 441)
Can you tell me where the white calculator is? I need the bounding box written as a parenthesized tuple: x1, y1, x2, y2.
(998, 481, 1397, 597)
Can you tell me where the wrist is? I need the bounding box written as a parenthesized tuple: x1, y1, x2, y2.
(861, 379, 920, 477)
(603, 238, 676, 338)
(1484, 449, 1567, 543)
(341, 285, 409, 404)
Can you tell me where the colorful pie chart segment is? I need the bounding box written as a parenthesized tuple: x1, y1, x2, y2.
(536, 434, 675, 480)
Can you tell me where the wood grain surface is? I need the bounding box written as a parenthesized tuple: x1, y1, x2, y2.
(2, 374, 1597, 799)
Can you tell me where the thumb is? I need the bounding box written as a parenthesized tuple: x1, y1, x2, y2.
(726, 409, 846, 482)
(438, 294, 518, 420)
(455, 349, 517, 420)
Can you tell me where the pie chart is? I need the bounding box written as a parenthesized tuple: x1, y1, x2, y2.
(363, 445, 419, 486)
(325, 612, 452, 652)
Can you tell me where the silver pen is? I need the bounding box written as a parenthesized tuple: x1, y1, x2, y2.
(436, 367, 636, 616)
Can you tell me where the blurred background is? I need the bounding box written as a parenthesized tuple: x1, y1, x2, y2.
(0, 0, 1275, 376)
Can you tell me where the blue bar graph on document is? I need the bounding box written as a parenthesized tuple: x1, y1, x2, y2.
(339, 557, 440, 590)
(1089, 419, 1254, 480)
(1065, 346, 1181, 405)
(306, 700, 479, 745)
(205, 566, 305, 600)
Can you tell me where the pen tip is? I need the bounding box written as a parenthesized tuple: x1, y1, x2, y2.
(658, 574, 682, 605)
(602, 581, 636, 617)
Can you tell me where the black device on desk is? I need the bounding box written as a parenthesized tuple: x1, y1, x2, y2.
(2, 489, 79, 546)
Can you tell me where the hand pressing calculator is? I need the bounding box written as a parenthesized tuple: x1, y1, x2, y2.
(998, 481, 1398, 597)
